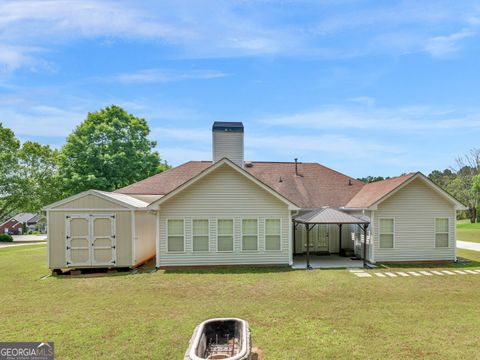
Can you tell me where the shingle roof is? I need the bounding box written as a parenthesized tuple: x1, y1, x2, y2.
(116, 161, 364, 209)
(13, 213, 38, 224)
(294, 207, 370, 224)
(95, 190, 150, 208)
(344, 173, 417, 208)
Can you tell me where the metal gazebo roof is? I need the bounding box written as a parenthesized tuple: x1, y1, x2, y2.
(293, 207, 370, 225)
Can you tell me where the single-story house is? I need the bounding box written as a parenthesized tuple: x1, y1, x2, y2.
(0, 213, 42, 235)
(44, 122, 466, 270)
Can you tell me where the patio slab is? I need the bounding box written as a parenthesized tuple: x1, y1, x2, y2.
(292, 254, 364, 269)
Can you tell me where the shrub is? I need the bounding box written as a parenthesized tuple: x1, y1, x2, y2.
(0, 234, 13, 242)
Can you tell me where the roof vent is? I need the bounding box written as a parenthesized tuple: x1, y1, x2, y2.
(244, 161, 253, 168)
(348, 179, 353, 186)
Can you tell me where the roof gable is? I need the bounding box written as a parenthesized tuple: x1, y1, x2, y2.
(345, 172, 466, 210)
(44, 190, 149, 210)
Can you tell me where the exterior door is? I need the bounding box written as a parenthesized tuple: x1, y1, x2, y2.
(312, 224, 329, 253)
(91, 215, 116, 266)
(66, 215, 90, 267)
(66, 214, 116, 267)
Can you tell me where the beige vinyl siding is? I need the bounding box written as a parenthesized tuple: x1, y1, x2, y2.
(212, 132, 244, 167)
(157, 164, 290, 266)
(134, 211, 156, 265)
(48, 210, 132, 268)
(373, 178, 456, 262)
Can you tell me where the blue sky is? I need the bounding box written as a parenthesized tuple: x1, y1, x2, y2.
(1, 0, 480, 178)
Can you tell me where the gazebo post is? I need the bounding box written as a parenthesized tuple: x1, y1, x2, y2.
(363, 224, 368, 268)
(293, 221, 297, 256)
(338, 223, 342, 256)
(306, 223, 312, 270)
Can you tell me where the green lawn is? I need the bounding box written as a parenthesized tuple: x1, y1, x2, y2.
(1, 245, 480, 360)
(457, 219, 480, 243)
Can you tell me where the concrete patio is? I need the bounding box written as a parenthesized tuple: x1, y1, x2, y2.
(292, 254, 364, 269)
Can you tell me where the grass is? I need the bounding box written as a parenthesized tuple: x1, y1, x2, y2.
(457, 219, 480, 243)
(1, 245, 480, 359)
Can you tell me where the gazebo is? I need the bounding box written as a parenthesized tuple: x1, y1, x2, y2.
(293, 207, 370, 269)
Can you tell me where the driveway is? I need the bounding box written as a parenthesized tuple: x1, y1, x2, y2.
(0, 235, 47, 248)
(457, 240, 480, 252)
(12, 235, 47, 242)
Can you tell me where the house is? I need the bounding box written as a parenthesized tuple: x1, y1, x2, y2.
(44, 122, 466, 271)
(0, 213, 41, 235)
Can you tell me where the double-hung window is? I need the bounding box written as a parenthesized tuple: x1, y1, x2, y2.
(379, 218, 394, 248)
(167, 219, 184, 252)
(242, 219, 258, 251)
(217, 219, 234, 251)
(193, 219, 209, 251)
(435, 218, 449, 247)
(265, 219, 281, 250)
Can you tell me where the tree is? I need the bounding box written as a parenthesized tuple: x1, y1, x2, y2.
(471, 174, 480, 222)
(0, 124, 61, 220)
(59, 105, 167, 195)
(450, 148, 480, 223)
(0, 123, 21, 220)
(15, 141, 62, 213)
(357, 176, 390, 183)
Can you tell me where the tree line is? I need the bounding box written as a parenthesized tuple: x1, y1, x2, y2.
(359, 149, 480, 223)
(0, 105, 169, 221)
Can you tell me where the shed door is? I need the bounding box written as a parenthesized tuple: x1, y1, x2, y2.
(91, 215, 116, 266)
(66, 215, 90, 267)
(66, 214, 116, 267)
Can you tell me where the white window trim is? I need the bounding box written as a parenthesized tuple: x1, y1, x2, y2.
(216, 218, 235, 252)
(166, 218, 186, 253)
(378, 217, 395, 249)
(434, 217, 450, 248)
(241, 218, 259, 252)
(192, 218, 210, 253)
(264, 218, 282, 251)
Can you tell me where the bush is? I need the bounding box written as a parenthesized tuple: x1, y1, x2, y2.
(0, 234, 13, 242)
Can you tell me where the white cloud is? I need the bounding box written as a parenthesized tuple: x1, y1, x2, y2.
(258, 105, 480, 132)
(106, 69, 229, 84)
(348, 96, 375, 106)
(156, 147, 211, 165)
(0, 105, 84, 137)
(425, 30, 474, 57)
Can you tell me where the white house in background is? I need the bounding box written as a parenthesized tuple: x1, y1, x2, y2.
(45, 122, 466, 271)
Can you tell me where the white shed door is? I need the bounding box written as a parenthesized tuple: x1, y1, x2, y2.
(91, 215, 116, 266)
(66, 214, 116, 267)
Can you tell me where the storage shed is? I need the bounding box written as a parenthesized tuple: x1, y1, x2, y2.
(44, 190, 157, 271)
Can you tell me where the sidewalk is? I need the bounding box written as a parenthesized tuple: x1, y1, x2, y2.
(457, 240, 480, 252)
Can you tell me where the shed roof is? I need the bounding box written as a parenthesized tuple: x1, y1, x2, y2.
(294, 207, 369, 224)
(95, 191, 150, 208)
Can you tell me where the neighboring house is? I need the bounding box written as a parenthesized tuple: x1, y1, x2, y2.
(44, 122, 466, 270)
(0, 213, 41, 235)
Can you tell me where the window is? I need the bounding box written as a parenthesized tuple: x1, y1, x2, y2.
(435, 218, 449, 247)
(379, 218, 394, 248)
(265, 219, 281, 250)
(242, 219, 258, 251)
(217, 219, 234, 251)
(167, 219, 184, 252)
(193, 219, 209, 251)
